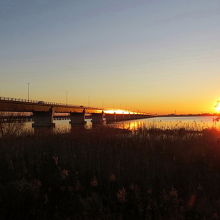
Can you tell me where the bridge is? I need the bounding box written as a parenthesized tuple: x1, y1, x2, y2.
(0, 97, 152, 128)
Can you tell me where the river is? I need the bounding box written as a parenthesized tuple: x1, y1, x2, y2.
(20, 116, 220, 133)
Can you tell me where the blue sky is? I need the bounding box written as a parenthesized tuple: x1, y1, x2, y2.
(1, 0, 220, 113)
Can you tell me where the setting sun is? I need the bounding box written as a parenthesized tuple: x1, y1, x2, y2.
(215, 101, 220, 112)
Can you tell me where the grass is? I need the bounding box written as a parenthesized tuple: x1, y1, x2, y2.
(1, 125, 220, 219)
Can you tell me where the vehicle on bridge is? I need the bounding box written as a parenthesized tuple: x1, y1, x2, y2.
(38, 101, 45, 104)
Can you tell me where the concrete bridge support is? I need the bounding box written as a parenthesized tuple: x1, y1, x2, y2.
(124, 114, 131, 121)
(32, 109, 55, 128)
(115, 114, 126, 121)
(105, 113, 116, 123)
(69, 111, 86, 125)
(92, 111, 106, 125)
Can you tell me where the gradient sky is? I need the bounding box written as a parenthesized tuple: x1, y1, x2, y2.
(1, 0, 220, 114)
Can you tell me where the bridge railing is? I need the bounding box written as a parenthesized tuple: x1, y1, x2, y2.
(0, 96, 100, 110)
(0, 96, 64, 106)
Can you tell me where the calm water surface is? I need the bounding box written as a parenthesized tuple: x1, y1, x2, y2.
(22, 116, 220, 133)
(110, 116, 220, 131)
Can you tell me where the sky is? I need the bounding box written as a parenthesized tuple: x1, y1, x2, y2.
(0, 0, 220, 114)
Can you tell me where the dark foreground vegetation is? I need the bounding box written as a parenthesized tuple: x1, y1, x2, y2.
(1, 126, 220, 219)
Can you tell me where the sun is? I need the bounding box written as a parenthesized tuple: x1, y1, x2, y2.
(215, 101, 220, 112)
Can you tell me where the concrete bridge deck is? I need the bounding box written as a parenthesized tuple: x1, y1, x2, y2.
(0, 97, 102, 113)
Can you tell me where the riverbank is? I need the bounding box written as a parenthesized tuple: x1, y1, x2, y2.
(1, 127, 220, 219)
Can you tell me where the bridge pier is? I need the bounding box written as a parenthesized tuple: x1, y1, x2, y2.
(115, 114, 126, 121)
(106, 113, 117, 123)
(92, 111, 106, 125)
(32, 109, 55, 128)
(69, 111, 86, 125)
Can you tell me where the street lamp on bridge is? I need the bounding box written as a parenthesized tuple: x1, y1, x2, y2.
(27, 82, 30, 101)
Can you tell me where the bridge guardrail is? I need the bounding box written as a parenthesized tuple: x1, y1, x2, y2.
(0, 96, 64, 106)
(0, 96, 100, 110)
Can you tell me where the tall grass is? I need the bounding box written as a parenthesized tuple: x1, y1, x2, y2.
(1, 126, 220, 219)
(0, 112, 25, 137)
